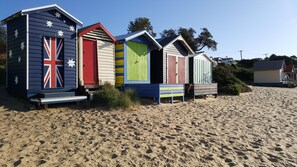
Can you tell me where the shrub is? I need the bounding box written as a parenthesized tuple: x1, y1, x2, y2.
(220, 84, 241, 95)
(124, 88, 140, 105)
(96, 83, 121, 108)
(213, 64, 252, 95)
(117, 93, 133, 108)
(95, 83, 140, 109)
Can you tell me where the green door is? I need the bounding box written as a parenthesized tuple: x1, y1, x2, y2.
(127, 41, 148, 81)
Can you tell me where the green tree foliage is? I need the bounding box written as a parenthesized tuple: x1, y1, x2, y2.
(268, 54, 296, 65)
(160, 27, 217, 51)
(196, 28, 217, 51)
(213, 64, 252, 95)
(127, 17, 156, 37)
(237, 58, 263, 69)
(178, 27, 197, 51)
(0, 25, 6, 52)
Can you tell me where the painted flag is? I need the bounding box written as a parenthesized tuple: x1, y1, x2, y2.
(43, 37, 64, 88)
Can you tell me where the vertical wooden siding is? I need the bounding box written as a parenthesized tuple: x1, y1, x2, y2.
(7, 16, 27, 97)
(168, 56, 176, 84)
(194, 58, 212, 84)
(178, 57, 185, 84)
(28, 10, 77, 97)
(127, 41, 148, 81)
(164, 41, 189, 84)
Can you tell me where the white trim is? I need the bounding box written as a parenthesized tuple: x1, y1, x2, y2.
(125, 30, 162, 49)
(26, 14, 29, 90)
(21, 4, 58, 13)
(21, 4, 83, 26)
(78, 37, 83, 85)
(5, 24, 8, 88)
(76, 28, 78, 88)
(193, 52, 215, 64)
(163, 35, 195, 55)
(175, 56, 178, 84)
(30, 96, 87, 103)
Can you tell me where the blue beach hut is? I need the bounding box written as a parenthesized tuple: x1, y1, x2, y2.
(1, 4, 87, 105)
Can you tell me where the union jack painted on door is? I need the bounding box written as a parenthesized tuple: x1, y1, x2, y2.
(43, 37, 64, 88)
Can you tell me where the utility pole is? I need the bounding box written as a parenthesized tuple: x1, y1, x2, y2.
(263, 53, 268, 59)
(239, 50, 243, 60)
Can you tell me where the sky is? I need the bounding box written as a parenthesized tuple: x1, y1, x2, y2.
(1, 0, 296, 60)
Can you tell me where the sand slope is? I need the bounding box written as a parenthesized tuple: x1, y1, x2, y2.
(0, 86, 296, 166)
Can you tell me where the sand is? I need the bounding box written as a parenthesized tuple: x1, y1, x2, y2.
(0, 86, 296, 166)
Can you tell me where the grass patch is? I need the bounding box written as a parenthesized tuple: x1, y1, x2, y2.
(94, 83, 140, 109)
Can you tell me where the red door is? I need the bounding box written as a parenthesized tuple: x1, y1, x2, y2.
(83, 39, 98, 86)
(168, 55, 176, 84)
(178, 57, 185, 84)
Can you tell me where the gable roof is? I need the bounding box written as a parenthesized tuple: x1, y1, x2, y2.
(157, 35, 178, 46)
(254, 60, 285, 71)
(156, 35, 195, 55)
(115, 30, 162, 50)
(78, 22, 116, 41)
(190, 52, 215, 63)
(1, 4, 83, 26)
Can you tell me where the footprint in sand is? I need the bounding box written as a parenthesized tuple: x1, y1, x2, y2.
(13, 159, 22, 167)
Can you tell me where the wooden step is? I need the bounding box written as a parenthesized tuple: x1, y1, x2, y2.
(38, 92, 75, 98)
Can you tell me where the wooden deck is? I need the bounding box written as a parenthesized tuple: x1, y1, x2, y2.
(124, 84, 184, 104)
(185, 83, 218, 99)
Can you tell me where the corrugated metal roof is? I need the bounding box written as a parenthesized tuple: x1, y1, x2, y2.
(1, 4, 83, 26)
(254, 60, 285, 71)
(115, 30, 162, 50)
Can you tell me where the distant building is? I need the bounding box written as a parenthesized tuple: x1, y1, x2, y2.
(213, 57, 237, 65)
(284, 64, 296, 80)
(254, 60, 286, 86)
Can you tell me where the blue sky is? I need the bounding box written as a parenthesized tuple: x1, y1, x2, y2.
(1, 0, 296, 60)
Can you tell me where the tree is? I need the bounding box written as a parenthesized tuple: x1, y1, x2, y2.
(268, 54, 293, 65)
(178, 27, 197, 51)
(160, 27, 217, 52)
(196, 28, 217, 51)
(127, 17, 156, 37)
(160, 29, 176, 38)
(0, 25, 6, 53)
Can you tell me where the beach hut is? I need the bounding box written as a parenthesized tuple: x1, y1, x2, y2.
(151, 35, 195, 84)
(115, 30, 162, 86)
(254, 60, 286, 86)
(1, 4, 87, 105)
(187, 52, 218, 98)
(115, 31, 184, 104)
(78, 23, 117, 89)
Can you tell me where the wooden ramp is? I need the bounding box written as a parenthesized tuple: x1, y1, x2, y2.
(124, 84, 184, 104)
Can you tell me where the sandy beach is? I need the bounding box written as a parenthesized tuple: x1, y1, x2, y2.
(0, 86, 296, 166)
